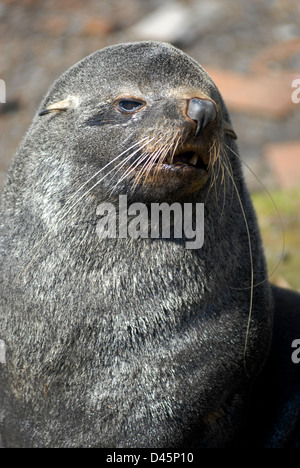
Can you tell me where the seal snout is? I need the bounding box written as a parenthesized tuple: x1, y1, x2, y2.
(187, 98, 217, 137)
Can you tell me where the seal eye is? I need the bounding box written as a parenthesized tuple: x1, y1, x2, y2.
(116, 99, 145, 114)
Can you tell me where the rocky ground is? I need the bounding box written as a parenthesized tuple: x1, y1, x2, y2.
(0, 0, 300, 287)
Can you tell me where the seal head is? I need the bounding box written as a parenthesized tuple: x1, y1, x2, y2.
(36, 41, 236, 203)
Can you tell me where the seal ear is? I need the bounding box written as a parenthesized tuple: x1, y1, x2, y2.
(224, 121, 237, 140)
(39, 96, 79, 116)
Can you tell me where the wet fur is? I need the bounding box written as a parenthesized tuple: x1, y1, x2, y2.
(0, 42, 299, 448)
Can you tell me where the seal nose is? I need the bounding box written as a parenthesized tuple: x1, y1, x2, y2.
(187, 98, 217, 137)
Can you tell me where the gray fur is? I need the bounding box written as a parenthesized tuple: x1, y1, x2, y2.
(0, 42, 296, 448)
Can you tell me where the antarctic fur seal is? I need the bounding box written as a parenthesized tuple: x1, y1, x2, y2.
(0, 41, 299, 448)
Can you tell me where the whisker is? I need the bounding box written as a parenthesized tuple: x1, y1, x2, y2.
(152, 142, 170, 180)
(151, 129, 182, 181)
(224, 142, 285, 288)
(137, 149, 159, 186)
(219, 149, 235, 219)
(133, 134, 168, 188)
(205, 139, 222, 205)
(50, 138, 146, 220)
(223, 160, 254, 379)
(215, 158, 227, 218)
(131, 152, 154, 192)
(111, 135, 160, 193)
(20, 137, 152, 277)
(111, 149, 150, 194)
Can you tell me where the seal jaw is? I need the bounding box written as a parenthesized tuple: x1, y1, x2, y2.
(133, 141, 211, 196)
(164, 145, 209, 171)
(128, 131, 216, 196)
(147, 139, 211, 177)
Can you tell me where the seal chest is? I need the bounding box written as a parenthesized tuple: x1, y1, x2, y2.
(0, 42, 274, 448)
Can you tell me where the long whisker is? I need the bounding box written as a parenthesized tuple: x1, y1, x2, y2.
(151, 129, 182, 181)
(224, 142, 285, 288)
(20, 138, 152, 277)
(47, 138, 147, 221)
(218, 157, 227, 219)
(204, 139, 222, 205)
(136, 149, 158, 187)
(223, 160, 254, 379)
(130, 151, 154, 192)
(219, 149, 234, 219)
(132, 134, 168, 188)
(152, 142, 170, 180)
(110, 135, 159, 193)
(60, 139, 153, 216)
(111, 149, 151, 194)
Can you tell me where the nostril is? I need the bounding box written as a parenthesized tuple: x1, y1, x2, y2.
(187, 98, 217, 137)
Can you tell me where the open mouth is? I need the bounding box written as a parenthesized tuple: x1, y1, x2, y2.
(163, 150, 208, 170)
(131, 142, 211, 193)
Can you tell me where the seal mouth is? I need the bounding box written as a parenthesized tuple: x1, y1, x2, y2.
(152, 142, 210, 173)
(130, 139, 212, 194)
(163, 149, 208, 171)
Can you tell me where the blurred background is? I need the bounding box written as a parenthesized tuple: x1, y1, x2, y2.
(0, 0, 299, 289)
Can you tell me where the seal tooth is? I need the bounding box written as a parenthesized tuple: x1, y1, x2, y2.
(189, 154, 199, 166)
